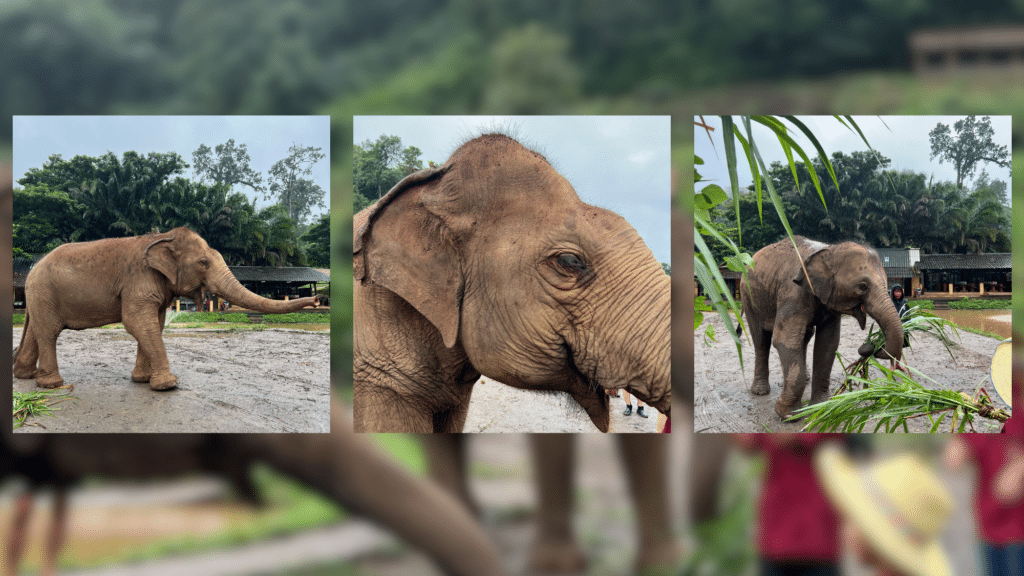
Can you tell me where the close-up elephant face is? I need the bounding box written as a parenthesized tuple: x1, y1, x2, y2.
(355, 134, 669, 430)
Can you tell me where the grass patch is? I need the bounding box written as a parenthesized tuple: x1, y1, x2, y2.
(13, 389, 77, 429)
(370, 434, 427, 475)
(14, 313, 24, 325)
(169, 312, 250, 323)
(263, 312, 329, 324)
(955, 325, 1004, 340)
(948, 298, 1013, 310)
(907, 299, 934, 310)
(87, 464, 345, 570)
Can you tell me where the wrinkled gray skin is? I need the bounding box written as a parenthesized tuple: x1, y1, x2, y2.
(740, 237, 903, 418)
(354, 134, 669, 432)
(1, 404, 508, 576)
(421, 435, 679, 575)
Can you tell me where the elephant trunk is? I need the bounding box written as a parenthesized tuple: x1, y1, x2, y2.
(866, 290, 903, 363)
(204, 252, 319, 313)
(249, 407, 508, 576)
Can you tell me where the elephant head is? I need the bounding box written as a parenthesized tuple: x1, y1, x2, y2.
(144, 227, 319, 313)
(355, 134, 669, 431)
(796, 242, 903, 363)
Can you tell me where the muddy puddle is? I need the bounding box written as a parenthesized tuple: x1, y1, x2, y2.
(930, 309, 1012, 340)
(694, 314, 1009, 433)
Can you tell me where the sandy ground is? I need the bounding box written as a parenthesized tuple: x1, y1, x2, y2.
(463, 376, 664, 433)
(12, 327, 330, 433)
(694, 313, 1010, 433)
(1, 431, 987, 576)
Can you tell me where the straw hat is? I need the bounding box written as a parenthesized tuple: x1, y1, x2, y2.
(990, 339, 1011, 408)
(814, 445, 953, 576)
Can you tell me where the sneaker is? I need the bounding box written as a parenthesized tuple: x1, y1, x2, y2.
(637, 406, 648, 418)
(623, 404, 633, 416)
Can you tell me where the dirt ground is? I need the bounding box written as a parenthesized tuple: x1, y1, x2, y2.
(463, 376, 665, 433)
(12, 327, 330, 433)
(694, 313, 1010, 433)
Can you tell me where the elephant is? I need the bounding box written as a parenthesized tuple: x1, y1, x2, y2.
(13, 226, 319, 391)
(1, 402, 509, 576)
(354, 134, 669, 432)
(421, 434, 680, 575)
(740, 236, 904, 418)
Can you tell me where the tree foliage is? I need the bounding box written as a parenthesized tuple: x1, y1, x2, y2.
(266, 144, 326, 225)
(192, 139, 265, 193)
(928, 115, 1010, 189)
(300, 213, 330, 268)
(353, 135, 426, 208)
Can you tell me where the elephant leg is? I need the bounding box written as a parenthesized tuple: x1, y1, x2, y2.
(421, 435, 480, 516)
(772, 321, 812, 418)
(529, 434, 587, 574)
(749, 326, 772, 395)
(4, 491, 34, 576)
(689, 434, 731, 525)
(122, 304, 176, 390)
(32, 323, 64, 389)
(13, 321, 39, 380)
(617, 435, 680, 576)
(131, 308, 166, 383)
(810, 316, 840, 405)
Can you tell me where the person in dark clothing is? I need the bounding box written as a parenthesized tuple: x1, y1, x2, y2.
(889, 284, 911, 371)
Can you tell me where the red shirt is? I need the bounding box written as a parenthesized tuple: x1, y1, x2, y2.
(962, 416, 1024, 545)
(740, 434, 844, 561)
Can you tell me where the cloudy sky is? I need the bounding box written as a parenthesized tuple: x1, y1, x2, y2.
(13, 115, 330, 216)
(695, 115, 1012, 206)
(354, 116, 671, 264)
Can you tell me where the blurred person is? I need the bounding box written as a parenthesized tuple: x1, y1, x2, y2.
(734, 433, 846, 576)
(889, 283, 910, 372)
(944, 397, 1024, 576)
(816, 444, 953, 576)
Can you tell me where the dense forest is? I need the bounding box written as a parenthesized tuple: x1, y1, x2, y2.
(13, 149, 330, 267)
(705, 150, 1011, 264)
(5, 0, 1024, 140)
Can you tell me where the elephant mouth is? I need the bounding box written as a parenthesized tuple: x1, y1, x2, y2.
(564, 345, 610, 432)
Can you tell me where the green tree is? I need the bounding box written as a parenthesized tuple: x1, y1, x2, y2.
(353, 135, 425, 204)
(12, 184, 84, 253)
(928, 115, 1010, 189)
(192, 139, 265, 193)
(300, 213, 330, 268)
(266, 144, 326, 225)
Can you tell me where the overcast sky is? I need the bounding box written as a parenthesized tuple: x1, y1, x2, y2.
(354, 116, 671, 264)
(13, 115, 330, 216)
(695, 115, 1012, 206)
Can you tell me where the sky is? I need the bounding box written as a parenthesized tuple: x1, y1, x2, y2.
(694, 115, 1013, 206)
(354, 116, 671, 264)
(13, 115, 331, 217)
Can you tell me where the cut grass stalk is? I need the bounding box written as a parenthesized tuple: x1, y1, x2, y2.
(13, 388, 77, 429)
(790, 357, 1008, 432)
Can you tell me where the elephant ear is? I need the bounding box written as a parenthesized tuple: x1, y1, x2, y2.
(145, 236, 178, 285)
(794, 247, 834, 305)
(354, 165, 464, 348)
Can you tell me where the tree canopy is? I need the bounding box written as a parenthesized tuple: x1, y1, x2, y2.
(928, 116, 1010, 189)
(353, 135, 426, 210)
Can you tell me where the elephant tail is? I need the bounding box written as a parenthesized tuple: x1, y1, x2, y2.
(13, 310, 28, 360)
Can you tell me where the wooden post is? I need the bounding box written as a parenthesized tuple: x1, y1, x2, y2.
(176, 299, 180, 312)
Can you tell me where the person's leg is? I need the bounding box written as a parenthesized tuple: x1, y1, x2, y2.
(636, 397, 648, 418)
(622, 390, 633, 415)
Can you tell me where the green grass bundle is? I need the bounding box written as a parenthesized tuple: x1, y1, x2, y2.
(13, 389, 77, 429)
(790, 358, 1009, 433)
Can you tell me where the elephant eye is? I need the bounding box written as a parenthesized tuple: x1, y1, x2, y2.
(556, 253, 587, 274)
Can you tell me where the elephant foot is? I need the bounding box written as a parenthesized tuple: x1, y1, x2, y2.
(131, 371, 151, 383)
(13, 365, 37, 380)
(637, 539, 684, 576)
(36, 373, 64, 389)
(809, 391, 831, 406)
(750, 380, 770, 395)
(774, 399, 801, 421)
(149, 373, 178, 391)
(529, 537, 588, 574)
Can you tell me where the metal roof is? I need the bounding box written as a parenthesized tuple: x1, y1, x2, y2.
(227, 266, 330, 283)
(917, 253, 1011, 270)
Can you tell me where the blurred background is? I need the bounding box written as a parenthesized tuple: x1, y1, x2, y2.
(1, 1, 1022, 575)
